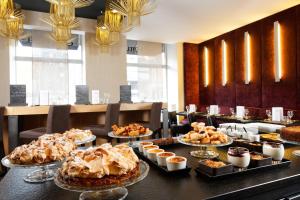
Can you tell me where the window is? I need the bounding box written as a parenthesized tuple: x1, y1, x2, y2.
(9, 29, 86, 105)
(126, 41, 167, 102)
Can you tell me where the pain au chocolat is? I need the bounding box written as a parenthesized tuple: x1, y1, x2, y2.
(58, 143, 140, 187)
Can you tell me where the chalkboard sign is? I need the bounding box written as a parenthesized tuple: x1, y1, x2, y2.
(9, 85, 27, 106)
(120, 85, 132, 103)
(75, 85, 90, 105)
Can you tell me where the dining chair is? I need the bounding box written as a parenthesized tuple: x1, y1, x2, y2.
(137, 102, 163, 138)
(0, 106, 6, 175)
(84, 103, 121, 145)
(19, 105, 71, 143)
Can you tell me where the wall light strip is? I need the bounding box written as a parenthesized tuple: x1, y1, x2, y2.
(244, 32, 251, 84)
(222, 40, 227, 86)
(204, 47, 209, 87)
(274, 21, 282, 82)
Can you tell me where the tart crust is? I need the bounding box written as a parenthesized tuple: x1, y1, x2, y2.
(58, 163, 140, 187)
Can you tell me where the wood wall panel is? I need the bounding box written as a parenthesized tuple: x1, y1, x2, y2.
(183, 43, 200, 107)
(235, 21, 262, 107)
(199, 39, 215, 106)
(214, 31, 236, 107)
(297, 5, 300, 109)
(184, 5, 300, 111)
(261, 8, 297, 109)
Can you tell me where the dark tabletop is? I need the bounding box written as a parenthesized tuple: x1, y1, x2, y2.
(1, 144, 300, 200)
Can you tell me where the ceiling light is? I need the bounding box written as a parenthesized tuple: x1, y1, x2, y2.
(95, 15, 115, 47)
(0, 1, 27, 39)
(44, 0, 94, 43)
(109, 0, 157, 28)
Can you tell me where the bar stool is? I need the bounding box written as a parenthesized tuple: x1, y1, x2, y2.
(84, 103, 120, 145)
(0, 106, 6, 175)
(137, 102, 163, 138)
(19, 105, 71, 143)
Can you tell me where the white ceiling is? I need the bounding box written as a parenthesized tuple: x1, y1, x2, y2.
(125, 0, 300, 44)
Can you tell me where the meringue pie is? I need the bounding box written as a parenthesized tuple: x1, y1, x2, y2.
(8, 133, 76, 165)
(58, 143, 140, 187)
(63, 129, 93, 142)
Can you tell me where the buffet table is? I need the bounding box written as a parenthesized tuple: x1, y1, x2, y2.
(2, 103, 168, 154)
(1, 144, 300, 200)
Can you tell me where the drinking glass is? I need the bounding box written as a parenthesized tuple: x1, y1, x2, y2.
(244, 109, 249, 119)
(230, 107, 235, 117)
(287, 111, 294, 123)
(103, 93, 110, 104)
(185, 106, 190, 114)
(266, 110, 272, 121)
(206, 106, 210, 115)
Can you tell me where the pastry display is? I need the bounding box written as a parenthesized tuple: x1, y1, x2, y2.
(138, 142, 153, 152)
(260, 133, 281, 142)
(142, 145, 159, 155)
(166, 156, 187, 171)
(147, 149, 164, 161)
(203, 160, 226, 168)
(281, 126, 300, 142)
(156, 152, 176, 167)
(63, 129, 93, 142)
(250, 153, 264, 160)
(111, 124, 150, 136)
(8, 133, 76, 165)
(262, 142, 284, 161)
(227, 147, 250, 168)
(58, 143, 140, 187)
(181, 123, 229, 145)
(152, 137, 176, 146)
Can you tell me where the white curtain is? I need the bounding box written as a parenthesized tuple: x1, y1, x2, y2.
(32, 30, 69, 105)
(127, 40, 167, 102)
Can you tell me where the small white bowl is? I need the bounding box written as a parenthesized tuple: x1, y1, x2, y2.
(142, 145, 159, 156)
(157, 152, 176, 166)
(166, 156, 187, 171)
(147, 149, 165, 161)
(138, 142, 153, 152)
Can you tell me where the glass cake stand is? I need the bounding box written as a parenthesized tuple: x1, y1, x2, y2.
(279, 138, 300, 157)
(1, 156, 61, 183)
(108, 131, 153, 147)
(75, 135, 97, 145)
(178, 135, 233, 159)
(54, 160, 149, 200)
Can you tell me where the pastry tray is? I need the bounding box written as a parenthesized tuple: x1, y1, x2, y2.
(232, 139, 263, 152)
(195, 158, 291, 180)
(133, 148, 191, 174)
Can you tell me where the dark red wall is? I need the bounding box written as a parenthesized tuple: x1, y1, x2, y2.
(297, 6, 300, 109)
(183, 43, 200, 107)
(261, 8, 297, 109)
(184, 4, 300, 110)
(235, 21, 262, 108)
(199, 39, 215, 106)
(214, 32, 236, 107)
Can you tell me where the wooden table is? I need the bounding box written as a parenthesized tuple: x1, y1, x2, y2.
(3, 103, 168, 154)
